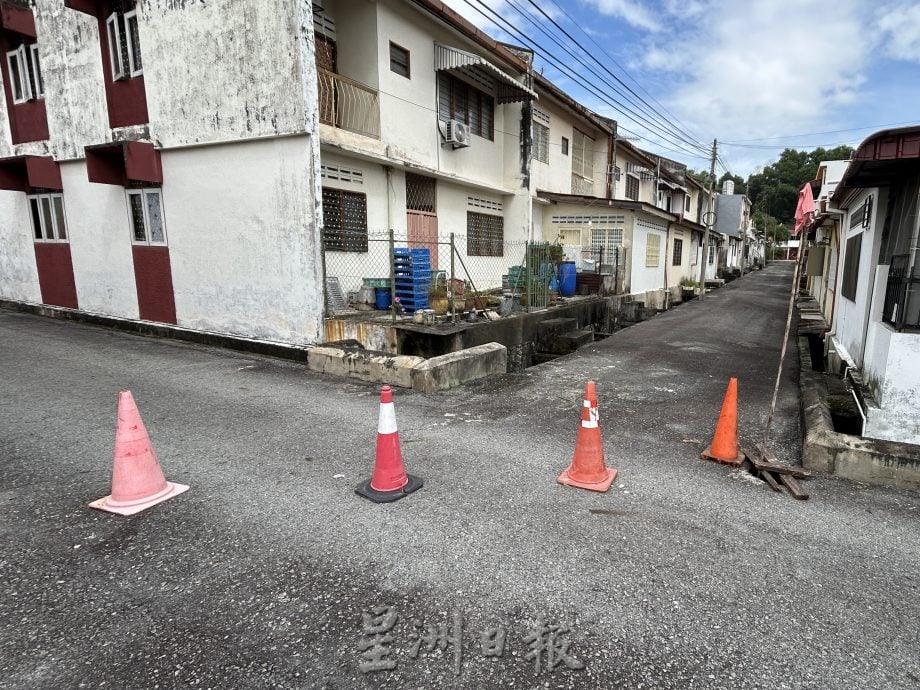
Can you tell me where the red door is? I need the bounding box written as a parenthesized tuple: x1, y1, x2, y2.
(407, 211, 438, 269)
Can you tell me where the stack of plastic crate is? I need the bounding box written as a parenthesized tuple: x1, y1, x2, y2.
(393, 247, 431, 314)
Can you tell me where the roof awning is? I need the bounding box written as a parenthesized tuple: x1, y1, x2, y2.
(0, 0, 36, 37)
(85, 141, 162, 187)
(434, 43, 537, 104)
(834, 126, 920, 198)
(0, 155, 61, 192)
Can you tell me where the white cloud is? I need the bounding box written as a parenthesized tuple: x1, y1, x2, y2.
(582, 0, 661, 32)
(630, 0, 879, 173)
(877, 4, 920, 62)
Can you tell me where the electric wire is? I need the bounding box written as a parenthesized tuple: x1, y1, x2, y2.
(464, 0, 709, 160)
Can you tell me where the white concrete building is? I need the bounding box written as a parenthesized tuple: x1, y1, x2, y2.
(827, 126, 920, 445)
(0, 0, 325, 345)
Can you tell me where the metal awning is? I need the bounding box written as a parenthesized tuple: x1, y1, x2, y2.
(434, 43, 537, 104)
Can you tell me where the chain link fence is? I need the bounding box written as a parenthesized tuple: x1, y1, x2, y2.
(322, 229, 617, 319)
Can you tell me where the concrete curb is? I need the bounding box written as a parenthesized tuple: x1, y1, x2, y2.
(0, 300, 310, 362)
(410, 342, 507, 393)
(798, 336, 920, 492)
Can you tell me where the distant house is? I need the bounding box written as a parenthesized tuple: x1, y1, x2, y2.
(714, 180, 753, 273)
(823, 125, 920, 444)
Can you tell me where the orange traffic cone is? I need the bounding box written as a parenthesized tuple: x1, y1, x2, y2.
(356, 386, 423, 503)
(700, 377, 745, 466)
(557, 381, 617, 492)
(89, 391, 189, 515)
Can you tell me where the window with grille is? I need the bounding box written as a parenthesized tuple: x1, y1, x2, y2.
(467, 212, 503, 257)
(561, 136, 569, 155)
(589, 227, 622, 265)
(841, 233, 862, 301)
(389, 42, 410, 78)
(571, 129, 593, 180)
(126, 189, 166, 245)
(437, 73, 494, 140)
(406, 174, 436, 213)
(646, 233, 660, 267)
(27, 194, 68, 242)
(708, 242, 716, 264)
(672, 238, 683, 266)
(533, 122, 549, 164)
(6, 43, 43, 103)
(322, 187, 368, 252)
(685, 195, 691, 212)
(106, 8, 142, 80)
(625, 174, 639, 200)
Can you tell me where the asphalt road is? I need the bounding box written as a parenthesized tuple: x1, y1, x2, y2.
(1, 262, 918, 689)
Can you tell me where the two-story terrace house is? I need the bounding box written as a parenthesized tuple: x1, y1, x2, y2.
(0, 0, 326, 345)
(314, 0, 537, 303)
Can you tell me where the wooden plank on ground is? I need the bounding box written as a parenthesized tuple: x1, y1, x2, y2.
(747, 454, 813, 478)
(779, 474, 809, 500)
(759, 470, 783, 492)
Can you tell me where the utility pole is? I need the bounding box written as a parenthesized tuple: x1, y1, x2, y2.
(698, 139, 717, 301)
(740, 204, 748, 277)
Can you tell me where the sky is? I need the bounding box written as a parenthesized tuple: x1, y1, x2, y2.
(443, 0, 920, 178)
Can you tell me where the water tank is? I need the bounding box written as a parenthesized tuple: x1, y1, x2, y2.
(722, 180, 735, 195)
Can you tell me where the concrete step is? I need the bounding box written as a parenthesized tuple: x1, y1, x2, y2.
(537, 317, 578, 337)
(542, 328, 595, 355)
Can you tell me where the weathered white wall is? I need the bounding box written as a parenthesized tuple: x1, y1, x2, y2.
(0, 191, 41, 302)
(630, 217, 667, 294)
(865, 328, 920, 445)
(142, 0, 313, 147)
(162, 136, 323, 344)
(835, 188, 887, 365)
(0, 2, 108, 160)
(62, 161, 140, 318)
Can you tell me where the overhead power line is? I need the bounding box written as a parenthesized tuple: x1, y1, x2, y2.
(722, 120, 920, 143)
(464, 0, 708, 159)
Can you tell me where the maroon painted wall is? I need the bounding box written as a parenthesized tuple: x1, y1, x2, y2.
(95, 14, 148, 128)
(0, 33, 49, 144)
(33, 243, 79, 309)
(131, 246, 176, 324)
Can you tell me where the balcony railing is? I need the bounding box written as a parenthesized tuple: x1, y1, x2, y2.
(882, 251, 920, 332)
(571, 172, 594, 196)
(317, 68, 380, 140)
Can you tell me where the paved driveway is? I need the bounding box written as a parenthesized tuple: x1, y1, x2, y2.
(1, 263, 918, 689)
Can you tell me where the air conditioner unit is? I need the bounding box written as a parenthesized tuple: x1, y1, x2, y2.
(444, 119, 471, 148)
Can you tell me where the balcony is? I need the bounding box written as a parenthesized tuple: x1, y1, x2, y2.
(571, 172, 594, 196)
(317, 68, 380, 140)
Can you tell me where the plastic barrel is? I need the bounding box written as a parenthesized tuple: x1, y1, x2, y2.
(375, 287, 392, 310)
(559, 261, 577, 296)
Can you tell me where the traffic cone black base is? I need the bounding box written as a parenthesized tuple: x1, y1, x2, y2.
(356, 474, 423, 503)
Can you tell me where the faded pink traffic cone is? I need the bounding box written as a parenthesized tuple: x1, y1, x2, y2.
(89, 391, 189, 515)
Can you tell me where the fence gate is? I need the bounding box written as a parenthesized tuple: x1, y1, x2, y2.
(406, 173, 438, 269)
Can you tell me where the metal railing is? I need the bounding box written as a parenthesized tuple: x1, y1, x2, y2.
(317, 68, 380, 139)
(882, 252, 920, 331)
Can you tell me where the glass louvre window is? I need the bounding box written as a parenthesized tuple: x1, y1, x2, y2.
(127, 189, 167, 245)
(437, 73, 494, 140)
(561, 137, 569, 155)
(6, 43, 42, 103)
(646, 234, 661, 267)
(389, 42, 409, 78)
(467, 212, 503, 257)
(842, 233, 862, 301)
(625, 175, 639, 200)
(571, 129, 593, 180)
(533, 122, 549, 164)
(27, 193, 69, 242)
(126, 10, 143, 74)
(322, 187, 368, 252)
